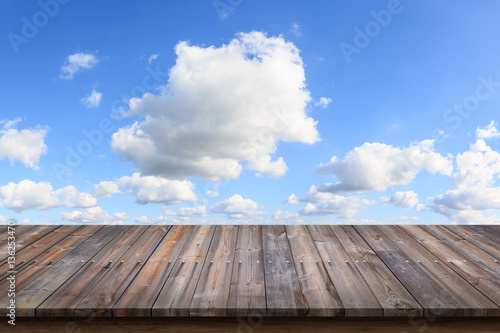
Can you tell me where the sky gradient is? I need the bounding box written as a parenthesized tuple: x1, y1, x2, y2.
(1, 0, 500, 224)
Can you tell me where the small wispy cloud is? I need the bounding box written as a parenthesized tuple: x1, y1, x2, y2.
(60, 52, 99, 79)
(148, 53, 160, 64)
(314, 97, 332, 108)
(290, 23, 303, 36)
(81, 89, 102, 108)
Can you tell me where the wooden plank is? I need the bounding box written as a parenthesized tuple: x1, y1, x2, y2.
(112, 225, 193, 317)
(190, 225, 238, 316)
(467, 225, 500, 245)
(0, 225, 126, 317)
(152, 225, 216, 317)
(286, 225, 344, 317)
(309, 225, 380, 316)
(37, 226, 149, 317)
(423, 225, 500, 278)
(399, 225, 500, 309)
(444, 225, 500, 259)
(74, 226, 171, 317)
(0, 225, 32, 249)
(227, 225, 266, 317)
(262, 225, 306, 317)
(0, 226, 102, 305)
(0, 225, 82, 278)
(331, 225, 422, 317)
(0, 226, 59, 261)
(381, 225, 500, 316)
(355, 225, 463, 317)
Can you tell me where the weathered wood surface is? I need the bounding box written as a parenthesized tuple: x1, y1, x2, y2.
(2, 225, 499, 318)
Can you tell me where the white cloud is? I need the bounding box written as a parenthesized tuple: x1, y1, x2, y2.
(432, 138, 500, 223)
(290, 23, 303, 36)
(81, 89, 102, 108)
(272, 209, 298, 220)
(476, 120, 500, 140)
(94, 181, 121, 198)
(382, 191, 419, 208)
(414, 203, 425, 211)
(134, 215, 181, 224)
(61, 206, 129, 224)
(314, 97, 332, 108)
(0, 180, 96, 213)
(210, 194, 266, 219)
(95, 173, 197, 204)
(298, 195, 375, 218)
(206, 189, 220, 197)
(60, 52, 99, 79)
(286, 185, 339, 204)
(148, 53, 159, 64)
(454, 139, 500, 189)
(0, 120, 48, 169)
(395, 216, 418, 221)
(317, 140, 452, 193)
(111, 31, 319, 181)
(163, 206, 207, 218)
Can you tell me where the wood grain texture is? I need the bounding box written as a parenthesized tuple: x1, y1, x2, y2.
(331, 225, 422, 317)
(113, 225, 192, 317)
(227, 225, 266, 317)
(190, 225, 238, 316)
(467, 225, 500, 245)
(74, 226, 171, 317)
(263, 225, 306, 316)
(399, 225, 500, 310)
(287, 225, 344, 317)
(0, 226, 102, 305)
(152, 225, 215, 317)
(423, 225, 500, 278)
(0, 226, 125, 317)
(36, 226, 148, 317)
(381, 225, 500, 316)
(312, 225, 383, 316)
(0, 225, 59, 261)
(444, 225, 500, 259)
(355, 225, 464, 317)
(3, 225, 500, 318)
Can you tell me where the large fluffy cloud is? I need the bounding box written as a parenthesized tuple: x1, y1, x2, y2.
(0, 118, 48, 169)
(94, 173, 197, 204)
(0, 180, 96, 213)
(317, 140, 452, 193)
(210, 194, 266, 219)
(111, 31, 319, 181)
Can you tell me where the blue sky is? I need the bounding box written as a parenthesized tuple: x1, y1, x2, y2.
(1, 0, 500, 224)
